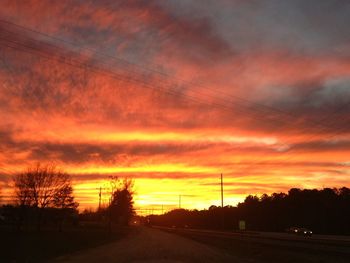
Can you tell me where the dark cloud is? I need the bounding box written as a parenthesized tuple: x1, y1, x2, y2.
(0, 129, 216, 165)
(200, 181, 293, 194)
(0, 0, 234, 64)
(71, 172, 211, 183)
(291, 139, 350, 152)
(266, 77, 350, 110)
(254, 76, 350, 134)
(193, 0, 350, 56)
(2, 126, 350, 169)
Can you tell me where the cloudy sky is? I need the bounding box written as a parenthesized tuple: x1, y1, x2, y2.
(0, 0, 350, 212)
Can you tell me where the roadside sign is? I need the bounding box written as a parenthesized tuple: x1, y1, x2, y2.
(239, 220, 246, 230)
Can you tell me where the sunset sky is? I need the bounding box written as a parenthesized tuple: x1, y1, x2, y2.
(0, 0, 350, 214)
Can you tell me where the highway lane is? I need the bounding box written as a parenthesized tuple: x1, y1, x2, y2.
(252, 231, 350, 243)
(154, 226, 350, 245)
(154, 226, 350, 262)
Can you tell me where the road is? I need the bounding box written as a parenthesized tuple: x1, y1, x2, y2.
(157, 227, 350, 263)
(50, 227, 237, 263)
(50, 226, 350, 263)
(158, 226, 350, 247)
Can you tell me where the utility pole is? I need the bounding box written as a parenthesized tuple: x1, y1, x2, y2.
(221, 173, 224, 208)
(95, 187, 103, 211)
(96, 186, 108, 211)
(179, 194, 181, 209)
(220, 173, 225, 229)
(108, 196, 112, 233)
(161, 204, 164, 214)
(98, 186, 102, 211)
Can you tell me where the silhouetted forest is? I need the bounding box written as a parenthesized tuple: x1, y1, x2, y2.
(148, 187, 350, 235)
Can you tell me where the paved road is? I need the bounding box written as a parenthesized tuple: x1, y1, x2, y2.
(50, 227, 237, 263)
(159, 227, 350, 247)
(159, 227, 350, 263)
(245, 230, 350, 244)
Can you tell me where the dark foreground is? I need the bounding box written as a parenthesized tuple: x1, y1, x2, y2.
(2, 226, 350, 262)
(0, 225, 126, 263)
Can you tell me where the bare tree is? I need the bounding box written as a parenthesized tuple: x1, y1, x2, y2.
(14, 172, 32, 206)
(53, 184, 78, 209)
(13, 163, 78, 230)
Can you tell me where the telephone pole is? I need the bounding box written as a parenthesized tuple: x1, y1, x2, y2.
(98, 187, 102, 210)
(96, 186, 108, 211)
(179, 194, 181, 209)
(221, 173, 224, 208)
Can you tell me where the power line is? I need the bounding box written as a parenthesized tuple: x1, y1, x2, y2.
(0, 18, 346, 134)
(1, 20, 348, 155)
(0, 18, 349, 195)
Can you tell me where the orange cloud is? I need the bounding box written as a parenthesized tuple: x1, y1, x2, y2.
(1, 1, 350, 211)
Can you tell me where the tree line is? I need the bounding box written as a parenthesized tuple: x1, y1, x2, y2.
(149, 187, 350, 235)
(0, 163, 135, 231)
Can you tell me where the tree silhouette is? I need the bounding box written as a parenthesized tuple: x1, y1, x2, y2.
(13, 163, 78, 230)
(53, 185, 78, 209)
(109, 178, 134, 226)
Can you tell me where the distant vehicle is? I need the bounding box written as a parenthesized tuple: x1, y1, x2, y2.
(286, 227, 299, 234)
(298, 228, 313, 236)
(286, 227, 312, 236)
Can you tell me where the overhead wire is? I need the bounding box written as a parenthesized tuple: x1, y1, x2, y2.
(0, 20, 349, 170)
(0, 18, 349, 189)
(0, 18, 344, 131)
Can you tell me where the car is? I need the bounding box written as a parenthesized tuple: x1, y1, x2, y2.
(286, 227, 312, 236)
(297, 228, 313, 236)
(286, 227, 299, 234)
